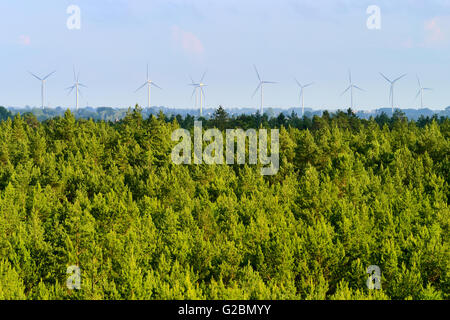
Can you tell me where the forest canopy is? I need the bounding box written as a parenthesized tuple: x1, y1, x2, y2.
(0, 106, 448, 300)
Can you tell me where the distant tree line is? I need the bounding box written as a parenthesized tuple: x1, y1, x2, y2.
(2, 105, 448, 129)
(167, 106, 448, 131)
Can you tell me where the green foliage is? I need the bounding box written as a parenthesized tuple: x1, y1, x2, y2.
(0, 106, 448, 300)
(0, 107, 12, 122)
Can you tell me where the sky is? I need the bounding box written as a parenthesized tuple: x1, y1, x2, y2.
(1, 0, 450, 111)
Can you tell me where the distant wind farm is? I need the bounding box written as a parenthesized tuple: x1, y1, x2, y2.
(13, 64, 445, 118)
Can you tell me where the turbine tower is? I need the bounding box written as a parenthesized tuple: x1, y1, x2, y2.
(29, 70, 56, 109)
(252, 65, 276, 114)
(189, 71, 207, 117)
(415, 75, 432, 109)
(189, 76, 199, 113)
(66, 67, 87, 111)
(341, 70, 363, 110)
(295, 78, 314, 117)
(135, 64, 162, 109)
(380, 72, 407, 114)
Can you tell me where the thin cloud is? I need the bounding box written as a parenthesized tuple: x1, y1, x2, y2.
(401, 37, 414, 48)
(18, 35, 31, 46)
(423, 16, 450, 46)
(171, 25, 204, 56)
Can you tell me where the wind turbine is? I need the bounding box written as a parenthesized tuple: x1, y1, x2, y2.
(415, 75, 432, 109)
(29, 70, 56, 109)
(295, 78, 314, 117)
(135, 64, 162, 109)
(66, 67, 87, 111)
(341, 70, 364, 110)
(380, 72, 407, 114)
(188, 71, 207, 117)
(252, 65, 276, 114)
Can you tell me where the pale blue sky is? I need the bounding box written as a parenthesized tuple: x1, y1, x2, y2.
(1, 0, 450, 110)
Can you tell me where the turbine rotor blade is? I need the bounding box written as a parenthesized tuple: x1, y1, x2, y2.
(294, 78, 301, 87)
(341, 86, 351, 96)
(415, 90, 421, 100)
(254, 65, 261, 82)
(66, 86, 75, 95)
(135, 82, 147, 92)
(78, 83, 88, 88)
(303, 82, 314, 88)
(252, 83, 261, 98)
(393, 74, 407, 83)
(200, 70, 207, 83)
(380, 72, 391, 83)
(43, 70, 56, 80)
(29, 72, 42, 81)
(353, 85, 364, 91)
(151, 82, 162, 90)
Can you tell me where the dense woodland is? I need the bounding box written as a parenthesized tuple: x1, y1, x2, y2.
(0, 105, 448, 300)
